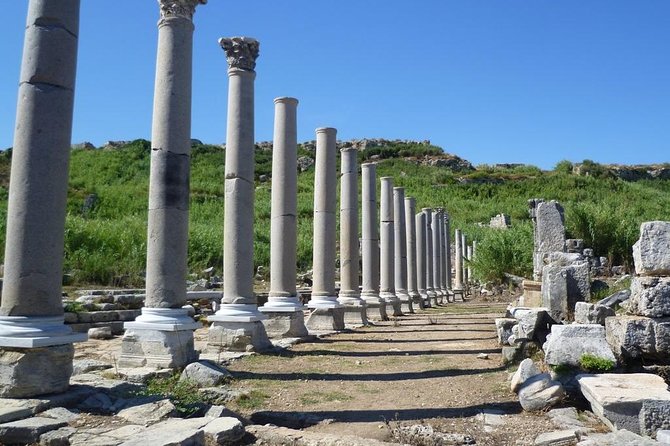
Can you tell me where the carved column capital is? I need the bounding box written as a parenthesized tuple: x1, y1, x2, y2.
(219, 37, 260, 71)
(158, 0, 206, 20)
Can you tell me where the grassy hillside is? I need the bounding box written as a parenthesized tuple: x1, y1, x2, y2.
(0, 140, 668, 286)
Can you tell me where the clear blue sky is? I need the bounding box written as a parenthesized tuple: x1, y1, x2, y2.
(1, 1, 668, 169)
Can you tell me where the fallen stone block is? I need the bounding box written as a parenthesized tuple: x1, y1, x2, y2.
(576, 429, 660, 445)
(534, 430, 577, 446)
(203, 417, 245, 445)
(247, 423, 420, 445)
(39, 426, 76, 446)
(0, 417, 67, 445)
(72, 359, 113, 376)
(495, 318, 516, 345)
(547, 407, 595, 435)
(501, 341, 540, 365)
(514, 308, 555, 343)
(633, 221, 670, 276)
(577, 373, 670, 433)
(606, 315, 670, 362)
(180, 360, 231, 387)
(119, 417, 211, 446)
(640, 400, 670, 438)
(597, 289, 631, 309)
(543, 324, 616, 367)
(88, 326, 113, 340)
(628, 276, 670, 318)
(0, 398, 42, 423)
(574, 302, 615, 325)
(117, 399, 175, 426)
(39, 407, 80, 423)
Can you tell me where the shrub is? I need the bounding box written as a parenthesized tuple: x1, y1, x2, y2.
(578, 354, 615, 372)
(469, 223, 533, 285)
(553, 160, 573, 175)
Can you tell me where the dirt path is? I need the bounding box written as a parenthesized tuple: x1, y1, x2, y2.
(224, 298, 557, 445)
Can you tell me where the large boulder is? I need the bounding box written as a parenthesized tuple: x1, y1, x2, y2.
(518, 374, 564, 412)
(606, 315, 670, 362)
(510, 358, 542, 393)
(633, 221, 670, 276)
(628, 276, 670, 318)
(543, 324, 616, 367)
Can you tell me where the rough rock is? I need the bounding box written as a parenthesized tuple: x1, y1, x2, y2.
(118, 418, 211, 446)
(518, 374, 564, 411)
(605, 315, 670, 362)
(633, 221, 670, 276)
(574, 302, 616, 325)
(40, 407, 80, 422)
(501, 341, 541, 365)
(0, 398, 42, 423)
(544, 324, 616, 367)
(533, 430, 578, 446)
(547, 407, 594, 435)
(180, 360, 231, 387)
(576, 429, 660, 445)
(495, 318, 516, 345)
(511, 358, 542, 393)
(0, 417, 67, 445)
(0, 345, 75, 398)
(202, 417, 245, 445)
(117, 399, 175, 425)
(78, 392, 114, 413)
(39, 426, 76, 446)
(72, 359, 113, 376)
(247, 423, 417, 445)
(658, 430, 670, 444)
(297, 156, 315, 172)
(640, 400, 670, 438)
(87, 326, 113, 340)
(628, 276, 670, 317)
(69, 425, 144, 446)
(577, 373, 670, 433)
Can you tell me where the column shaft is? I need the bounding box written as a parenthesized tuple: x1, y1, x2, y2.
(432, 210, 442, 297)
(338, 147, 360, 299)
(380, 178, 400, 314)
(462, 232, 469, 286)
(416, 212, 427, 297)
(393, 188, 409, 297)
(454, 228, 463, 289)
(445, 215, 452, 291)
(361, 164, 380, 298)
(405, 198, 419, 301)
(423, 208, 435, 297)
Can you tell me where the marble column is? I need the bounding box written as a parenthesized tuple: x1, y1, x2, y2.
(432, 209, 444, 305)
(360, 163, 387, 321)
(120, 0, 204, 369)
(394, 187, 412, 313)
(380, 178, 402, 316)
(415, 212, 428, 309)
(337, 146, 367, 326)
(423, 208, 437, 305)
(467, 244, 474, 286)
(259, 97, 308, 338)
(208, 37, 272, 351)
(444, 212, 453, 302)
(405, 197, 420, 310)
(462, 232, 469, 292)
(305, 128, 345, 330)
(454, 228, 464, 292)
(0, 0, 86, 398)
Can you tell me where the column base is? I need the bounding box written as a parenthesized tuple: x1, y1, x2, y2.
(0, 344, 74, 398)
(119, 308, 201, 369)
(414, 292, 427, 310)
(426, 290, 437, 308)
(0, 316, 87, 348)
(305, 307, 345, 331)
(396, 291, 414, 314)
(452, 288, 465, 302)
(361, 294, 389, 321)
(380, 293, 403, 316)
(207, 320, 272, 352)
(259, 310, 309, 338)
(260, 295, 304, 313)
(340, 303, 368, 327)
(307, 296, 344, 310)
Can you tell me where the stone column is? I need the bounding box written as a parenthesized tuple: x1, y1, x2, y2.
(259, 97, 308, 338)
(423, 208, 437, 305)
(120, 0, 204, 369)
(462, 232, 469, 293)
(444, 212, 453, 302)
(454, 228, 464, 292)
(394, 187, 412, 313)
(415, 212, 428, 308)
(305, 128, 345, 331)
(432, 209, 444, 305)
(208, 37, 272, 351)
(0, 0, 86, 398)
(467, 244, 474, 286)
(438, 210, 448, 300)
(405, 197, 420, 309)
(360, 163, 388, 321)
(380, 178, 402, 316)
(337, 145, 368, 326)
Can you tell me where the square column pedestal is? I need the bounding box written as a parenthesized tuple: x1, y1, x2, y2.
(207, 304, 273, 353)
(414, 292, 427, 310)
(259, 297, 309, 338)
(397, 291, 414, 314)
(0, 316, 87, 398)
(337, 298, 369, 327)
(119, 308, 200, 369)
(362, 294, 389, 321)
(305, 298, 345, 332)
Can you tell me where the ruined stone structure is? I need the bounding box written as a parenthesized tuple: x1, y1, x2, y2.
(405, 197, 421, 309)
(394, 187, 413, 313)
(119, 0, 204, 369)
(380, 178, 402, 316)
(423, 208, 437, 305)
(529, 199, 566, 281)
(416, 212, 429, 309)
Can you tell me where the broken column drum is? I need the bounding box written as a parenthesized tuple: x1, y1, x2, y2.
(423, 208, 437, 304)
(405, 197, 420, 309)
(305, 128, 345, 330)
(0, 0, 87, 398)
(360, 163, 388, 320)
(208, 37, 272, 351)
(337, 146, 368, 325)
(119, 0, 205, 369)
(259, 97, 308, 338)
(415, 212, 429, 308)
(380, 177, 403, 316)
(394, 187, 413, 313)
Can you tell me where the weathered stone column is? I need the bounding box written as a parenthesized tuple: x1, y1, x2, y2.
(467, 244, 474, 285)
(462, 232, 469, 292)
(208, 37, 272, 351)
(423, 208, 437, 305)
(405, 197, 420, 310)
(394, 188, 412, 313)
(444, 212, 453, 302)
(305, 128, 345, 330)
(120, 0, 204, 369)
(337, 145, 367, 326)
(259, 97, 308, 338)
(432, 209, 444, 305)
(437, 210, 448, 300)
(380, 178, 402, 316)
(360, 163, 388, 321)
(454, 228, 464, 292)
(415, 212, 428, 308)
(0, 0, 86, 398)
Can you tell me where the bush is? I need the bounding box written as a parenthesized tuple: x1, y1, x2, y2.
(469, 223, 533, 285)
(579, 354, 615, 372)
(554, 160, 573, 175)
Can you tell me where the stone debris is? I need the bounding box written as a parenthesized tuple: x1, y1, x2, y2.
(510, 359, 564, 412)
(533, 429, 578, 446)
(0, 417, 67, 445)
(574, 302, 616, 325)
(628, 276, 670, 318)
(117, 399, 175, 426)
(576, 429, 660, 445)
(547, 407, 595, 435)
(639, 400, 670, 438)
(494, 318, 516, 345)
(657, 430, 670, 444)
(633, 221, 670, 276)
(39, 426, 77, 446)
(510, 358, 542, 393)
(180, 360, 231, 387)
(577, 373, 670, 434)
(248, 423, 409, 445)
(72, 359, 113, 376)
(88, 326, 113, 340)
(543, 324, 616, 367)
(39, 407, 80, 423)
(596, 288, 631, 308)
(202, 417, 245, 445)
(606, 315, 670, 362)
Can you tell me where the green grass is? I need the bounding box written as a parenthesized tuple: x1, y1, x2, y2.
(234, 389, 270, 409)
(579, 353, 616, 372)
(140, 374, 205, 416)
(299, 391, 353, 405)
(0, 140, 669, 286)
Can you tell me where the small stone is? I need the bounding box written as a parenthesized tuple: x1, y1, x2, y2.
(39, 426, 76, 446)
(518, 375, 564, 412)
(180, 361, 231, 387)
(117, 399, 175, 426)
(477, 353, 489, 359)
(203, 417, 245, 444)
(72, 359, 112, 376)
(534, 430, 578, 446)
(87, 326, 113, 340)
(511, 358, 542, 393)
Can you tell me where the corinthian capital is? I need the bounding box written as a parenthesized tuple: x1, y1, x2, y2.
(159, 0, 206, 20)
(219, 37, 260, 71)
